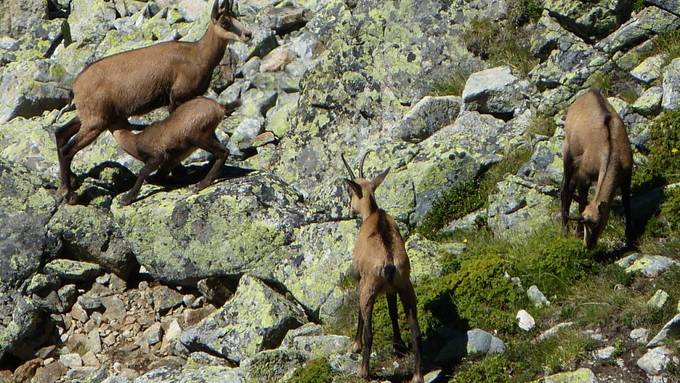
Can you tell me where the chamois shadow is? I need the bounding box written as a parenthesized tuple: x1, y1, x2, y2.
(131, 162, 255, 204)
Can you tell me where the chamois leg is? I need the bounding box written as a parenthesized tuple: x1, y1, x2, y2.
(359, 282, 377, 380)
(387, 292, 406, 355)
(621, 173, 634, 246)
(560, 156, 576, 234)
(120, 157, 164, 206)
(55, 117, 81, 194)
(399, 282, 423, 383)
(576, 184, 589, 236)
(58, 124, 104, 204)
(192, 134, 228, 191)
(352, 303, 364, 353)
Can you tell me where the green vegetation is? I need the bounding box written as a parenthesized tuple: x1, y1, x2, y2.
(527, 112, 557, 137)
(429, 69, 474, 97)
(289, 359, 334, 383)
(633, 110, 680, 190)
(652, 29, 680, 64)
(661, 188, 680, 233)
(417, 147, 533, 239)
(506, 0, 543, 27)
(449, 355, 512, 383)
(632, 0, 645, 12)
(462, 17, 538, 76)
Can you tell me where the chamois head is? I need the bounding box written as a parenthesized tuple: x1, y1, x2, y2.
(580, 201, 608, 249)
(211, 0, 252, 42)
(341, 152, 389, 219)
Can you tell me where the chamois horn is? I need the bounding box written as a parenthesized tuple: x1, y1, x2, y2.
(341, 154, 356, 180)
(211, 0, 220, 20)
(359, 150, 373, 179)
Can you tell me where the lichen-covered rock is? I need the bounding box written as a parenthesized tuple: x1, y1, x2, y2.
(596, 6, 680, 54)
(463, 66, 530, 119)
(531, 368, 599, 383)
(67, 0, 118, 44)
(396, 96, 461, 143)
(0, 159, 58, 290)
(240, 349, 307, 383)
(134, 365, 244, 383)
(662, 57, 680, 111)
(180, 274, 307, 363)
(466, 328, 506, 355)
(43, 259, 103, 283)
(615, 253, 679, 277)
(519, 133, 564, 186)
(631, 54, 667, 84)
(632, 86, 663, 116)
(46, 205, 138, 279)
(0, 0, 48, 38)
(637, 346, 678, 376)
(0, 293, 42, 361)
(404, 234, 444, 283)
(543, 0, 629, 40)
(647, 0, 680, 15)
(283, 334, 352, 359)
(487, 175, 555, 238)
(111, 172, 308, 285)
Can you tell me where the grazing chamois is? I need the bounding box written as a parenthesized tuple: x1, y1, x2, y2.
(111, 97, 238, 206)
(55, 0, 251, 204)
(341, 152, 423, 383)
(561, 89, 634, 248)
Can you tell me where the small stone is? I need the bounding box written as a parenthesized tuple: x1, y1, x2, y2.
(632, 86, 663, 116)
(81, 351, 100, 367)
(86, 329, 102, 354)
(44, 259, 102, 282)
(71, 303, 88, 323)
(424, 369, 443, 383)
(58, 353, 82, 369)
(630, 328, 649, 345)
(534, 368, 598, 383)
(647, 289, 670, 309)
(593, 346, 617, 360)
(95, 274, 111, 285)
(538, 322, 574, 341)
(516, 310, 535, 331)
(637, 346, 678, 375)
(616, 254, 678, 277)
(631, 54, 667, 84)
(164, 320, 182, 342)
(152, 286, 184, 314)
(109, 274, 127, 292)
(527, 285, 550, 308)
(143, 323, 163, 346)
(466, 328, 506, 355)
(32, 361, 67, 383)
(182, 295, 195, 307)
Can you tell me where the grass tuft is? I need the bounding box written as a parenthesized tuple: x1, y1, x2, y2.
(289, 359, 334, 383)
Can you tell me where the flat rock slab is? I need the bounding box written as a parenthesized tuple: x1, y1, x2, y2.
(44, 260, 102, 283)
(647, 313, 680, 348)
(531, 368, 598, 383)
(615, 253, 678, 277)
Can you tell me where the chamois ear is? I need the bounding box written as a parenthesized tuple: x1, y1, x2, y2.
(343, 179, 363, 199)
(371, 167, 390, 191)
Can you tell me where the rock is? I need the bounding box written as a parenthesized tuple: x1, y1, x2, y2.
(631, 54, 668, 84)
(637, 346, 678, 376)
(517, 310, 536, 331)
(285, 335, 352, 359)
(81, 351, 100, 367)
(227, 117, 265, 155)
(44, 259, 102, 283)
(632, 86, 663, 116)
(462, 66, 528, 119)
(240, 349, 307, 382)
(647, 0, 680, 15)
(531, 368, 598, 383)
(527, 285, 550, 308)
(59, 353, 83, 369)
(143, 323, 163, 346)
(647, 289, 670, 309)
(165, 319, 182, 342)
(260, 46, 293, 73)
(86, 329, 102, 354)
(47, 205, 139, 280)
(487, 175, 555, 238)
(466, 328, 506, 355)
(662, 57, 680, 111)
(403, 234, 444, 283)
(630, 328, 649, 345)
(267, 6, 311, 35)
(177, 0, 208, 22)
(544, 0, 627, 40)
(111, 172, 307, 286)
(596, 6, 680, 54)
(180, 274, 307, 363)
(13, 358, 42, 383)
(538, 322, 574, 341)
(71, 303, 89, 323)
(0, 0, 48, 37)
(615, 253, 679, 277)
(152, 286, 184, 315)
(396, 96, 461, 143)
(647, 313, 680, 348)
(134, 365, 243, 383)
(424, 369, 443, 383)
(31, 361, 67, 383)
(593, 346, 617, 361)
(67, 0, 118, 44)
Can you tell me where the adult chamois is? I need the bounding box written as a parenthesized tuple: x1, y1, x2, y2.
(561, 88, 634, 248)
(110, 97, 238, 206)
(55, 0, 251, 204)
(341, 152, 423, 383)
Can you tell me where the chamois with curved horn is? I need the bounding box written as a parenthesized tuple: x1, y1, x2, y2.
(561, 88, 634, 248)
(342, 152, 424, 383)
(55, 0, 251, 204)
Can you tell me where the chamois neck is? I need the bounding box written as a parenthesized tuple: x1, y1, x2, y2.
(359, 196, 380, 221)
(197, 25, 229, 69)
(110, 129, 142, 161)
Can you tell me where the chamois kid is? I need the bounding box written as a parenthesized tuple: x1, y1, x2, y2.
(342, 153, 423, 383)
(561, 88, 634, 248)
(55, 0, 251, 203)
(111, 97, 238, 206)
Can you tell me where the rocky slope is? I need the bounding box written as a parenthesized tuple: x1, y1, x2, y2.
(1, 0, 680, 382)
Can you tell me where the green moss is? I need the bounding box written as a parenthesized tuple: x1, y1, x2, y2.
(289, 358, 333, 383)
(463, 18, 538, 76)
(632, 0, 645, 12)
(449, 355, 512, 383)
(632, 110, 680, 191)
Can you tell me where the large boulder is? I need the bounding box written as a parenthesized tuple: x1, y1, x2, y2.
(0, 0, 48, 38)
(111, 172, 308, 285)
(396, 96, 461, 143)
(180, 274, 307, 363)
(596, 6, 680, 54)
(662, 57, 680, 111)
(544, 0, 630, 41)
(462, 66, 530, 119)
(67, 0, 118, 44)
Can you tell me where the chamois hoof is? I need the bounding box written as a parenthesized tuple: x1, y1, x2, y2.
(119, 194, 135, 206)
(63, 192, 79, 205)
(409, 375, 424, 383)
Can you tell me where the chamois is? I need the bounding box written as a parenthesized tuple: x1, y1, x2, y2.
(111, 97, 238, 206)
(54, 0, 251, 204)
(341, 152, 423, 383)
(561, 88, 634, 248)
